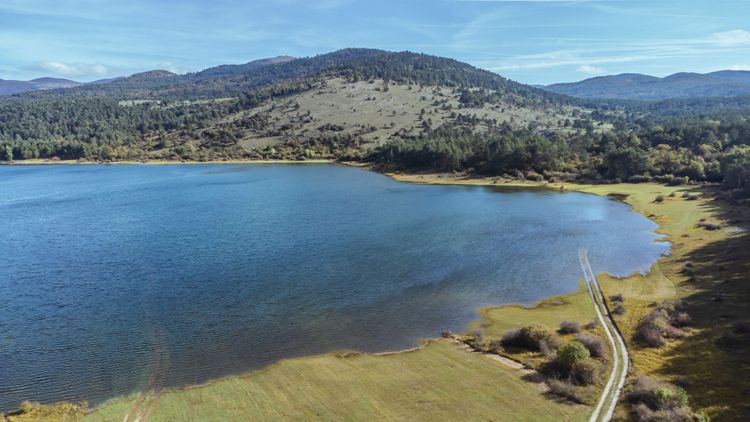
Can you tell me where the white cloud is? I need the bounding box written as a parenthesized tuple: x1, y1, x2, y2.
(709, 29, 750, 46)
(729, 64, 750, 71)
(34, 61, 109, 77)
(489, 52, 653, 71)
(482, 28, 750, 74)
(576, 64, 606, 75)
(158, 62, 189, 74)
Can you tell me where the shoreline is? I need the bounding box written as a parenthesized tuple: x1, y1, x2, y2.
(0, 158, 334, 166)
(5, 165, 737, 420)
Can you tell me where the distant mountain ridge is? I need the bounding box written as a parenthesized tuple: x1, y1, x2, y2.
(541, 70, 750, 100)
(0, 77, 82, 95)
(196, 55, 296, 78)
(8, 49, 567, 104)
(0, 56, 296, 96)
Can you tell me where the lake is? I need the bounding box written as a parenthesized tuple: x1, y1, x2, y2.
(0, 164, 668, 411)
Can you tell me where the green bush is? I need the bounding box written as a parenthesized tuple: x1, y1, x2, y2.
(556, 341, 590, 369)
(720, 145, 750, 193)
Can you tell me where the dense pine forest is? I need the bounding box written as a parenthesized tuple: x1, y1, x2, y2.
(1, 49, 749, 195)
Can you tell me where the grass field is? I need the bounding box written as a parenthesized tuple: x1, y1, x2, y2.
(76, 341, 588, 422)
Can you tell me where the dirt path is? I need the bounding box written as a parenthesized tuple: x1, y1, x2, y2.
(579, 249, 629, 422)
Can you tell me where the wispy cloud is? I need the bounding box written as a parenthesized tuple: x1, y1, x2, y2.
(29, 61, 109, 77)
(483, 29, 750, 73)
(577, 64, 606, 75)
(710, 29, 750, 46)
(487, 51, 654, 70)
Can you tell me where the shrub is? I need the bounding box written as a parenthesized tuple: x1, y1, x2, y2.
(610, 294, 624, 302)
(655, 194, 665, 203)
(660, 175, 689, 186)
(571, 359, 601, 386)
(674, 176, 690, 186)
(538, 339, 558, 358)
(672, 312, 692, 328)
(636, 324, 665, 347)
(501, 328, 524, 348)
(632, 403, 696, 422)
(526, 171, 544, 182)
(583, 320, 599, 330)
(558, 320, 581, 334)
(488, 338, 504, 354)
(576, 333, 605, 358)
(697, 222, 721, 231)
(635, 301, 690, 348)
(547, 379, 596, 404)
(627, 375, 696, 420)
(501, 324, 563, 352)
(663, 325, 688, 339)
(465, 326, 486, 349)
(628, 174, 653, 183)
(544, 171, 578, 182)
(470, 326, 485, 341)
(556, 341, 590, 369)
(612, 304, 627, 315)
(539, 333, 565, 352)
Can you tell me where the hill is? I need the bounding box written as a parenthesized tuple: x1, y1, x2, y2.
(0, 48, 596, 161)
(196, 55, 296, 78)
(542, 70, 750, 100)
(0, 77, 82, 95)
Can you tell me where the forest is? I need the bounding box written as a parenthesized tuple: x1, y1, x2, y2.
(370, 116, 750, 195)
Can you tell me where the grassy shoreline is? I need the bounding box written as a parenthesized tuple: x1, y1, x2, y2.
(6, 166, 748, 421)
(389, 171, 750, 421)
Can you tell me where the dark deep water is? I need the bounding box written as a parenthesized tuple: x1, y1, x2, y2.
(0, 164, 668, 411)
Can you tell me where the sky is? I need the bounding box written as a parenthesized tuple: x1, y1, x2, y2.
(1, 0, 750, 85)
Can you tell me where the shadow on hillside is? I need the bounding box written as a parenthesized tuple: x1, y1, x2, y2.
(650, 187, 750, 420)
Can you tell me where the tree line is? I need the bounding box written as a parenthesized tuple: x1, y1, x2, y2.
(369, 116, 750, 195)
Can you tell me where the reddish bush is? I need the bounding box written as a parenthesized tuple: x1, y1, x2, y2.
(576, 333, 605, 358)
(558, 320, 581, 334)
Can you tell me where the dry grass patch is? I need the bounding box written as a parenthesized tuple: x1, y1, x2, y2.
(84, 341, 589, 422)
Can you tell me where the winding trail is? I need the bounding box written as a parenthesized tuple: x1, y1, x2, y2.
(579, 249, 629, 422)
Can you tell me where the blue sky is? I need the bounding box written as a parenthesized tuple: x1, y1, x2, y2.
(1, 0, 750, 84)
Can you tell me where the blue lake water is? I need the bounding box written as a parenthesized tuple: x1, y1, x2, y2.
(0, 164, 668, 411)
